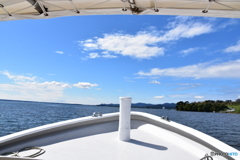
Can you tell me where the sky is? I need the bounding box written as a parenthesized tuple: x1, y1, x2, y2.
(0, 15, 240, 104)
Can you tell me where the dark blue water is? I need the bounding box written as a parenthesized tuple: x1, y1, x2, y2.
(0, 100, 239, 150)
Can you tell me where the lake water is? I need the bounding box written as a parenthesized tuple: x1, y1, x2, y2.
(0, 99, 239, 151)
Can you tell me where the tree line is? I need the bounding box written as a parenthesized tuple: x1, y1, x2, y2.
(175, 99, 240, 112)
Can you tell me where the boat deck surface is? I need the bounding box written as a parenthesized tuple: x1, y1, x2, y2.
(33, 129, 206, 160)
(0, 112, 235, 160)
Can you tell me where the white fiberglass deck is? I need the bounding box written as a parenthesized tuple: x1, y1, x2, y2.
(39, 129, 198, 160)
(37, 127, 211, 160)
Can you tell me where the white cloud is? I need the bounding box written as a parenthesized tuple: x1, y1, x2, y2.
(224, 40, 240, 53)
(0, 81, 71, 102)
(55, 51, 64, 54)
(132, 77, 147, 79)
(137, 59, 240, 79)
(153, 96, 165, 99)
(85, 39, 93, 43)
(0, 71, 36, 81)
(79, 18, 213, 59)
(0, 71, 98, 102)
(81, 33, 164, 59)
(17, 81, 72, 89)
(149, 80, 161, 84)
(217, 19, 238, 29)
(83, 43, 98, 49)
(178, 83, 201, 86)
(159, 23, 212, 42)
(88, 53, 100, 58)
(73, 82, 98, 89)
(102, 54, 117, 58)
(179, 47, 200, 57)
(84, 52, 117, 60)
(194, 96, 204, 99)
(174, 83, 202, 91)
(169, 95, 188, 98)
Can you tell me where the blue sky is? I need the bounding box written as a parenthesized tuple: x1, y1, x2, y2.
(0, 15, 240, 104)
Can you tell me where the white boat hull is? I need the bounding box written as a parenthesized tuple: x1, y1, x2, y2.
(0, 112, 239, 160)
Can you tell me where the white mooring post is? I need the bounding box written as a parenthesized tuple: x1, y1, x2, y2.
(118, 97, 132, 141)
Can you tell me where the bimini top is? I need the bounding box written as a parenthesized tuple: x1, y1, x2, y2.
(0, 0, 240, 21)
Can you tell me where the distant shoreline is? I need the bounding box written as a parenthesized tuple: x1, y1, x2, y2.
(0, 99, 84, 106)
(0, 99, 176, 109)
(3, 99, 238, 113)
(96, 105, 175, 109)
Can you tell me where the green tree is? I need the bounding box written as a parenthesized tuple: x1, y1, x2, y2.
(236, 99, 240, 103)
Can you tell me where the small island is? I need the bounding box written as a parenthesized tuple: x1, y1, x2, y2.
(175, 99, 240, 113)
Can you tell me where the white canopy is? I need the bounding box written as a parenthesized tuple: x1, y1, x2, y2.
(0, 0, 240, 21)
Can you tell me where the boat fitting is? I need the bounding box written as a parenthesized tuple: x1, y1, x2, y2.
(92, 112, 102, 117)
(118, 97, 131, 141)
